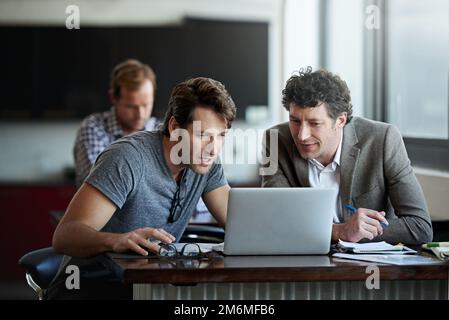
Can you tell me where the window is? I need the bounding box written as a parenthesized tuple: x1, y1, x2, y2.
(385, 0, 449, 170)
(387, 0, 448, 140)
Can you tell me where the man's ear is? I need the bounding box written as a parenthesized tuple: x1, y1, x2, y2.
(336, 112, 347, 128)
(168, 116, 181, 137)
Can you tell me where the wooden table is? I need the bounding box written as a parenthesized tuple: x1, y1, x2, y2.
(105, 252, 449, 300)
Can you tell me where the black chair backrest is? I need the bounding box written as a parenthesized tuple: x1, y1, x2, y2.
(19, 247, 63, 289)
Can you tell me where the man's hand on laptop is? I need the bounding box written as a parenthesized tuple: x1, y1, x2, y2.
(109, 227, 175, 256)
(332, 208, 387, 242)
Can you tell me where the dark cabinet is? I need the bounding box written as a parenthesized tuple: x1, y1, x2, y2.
(1, 18, 268, 120)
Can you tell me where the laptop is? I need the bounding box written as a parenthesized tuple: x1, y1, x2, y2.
(216, 188, 337, 255)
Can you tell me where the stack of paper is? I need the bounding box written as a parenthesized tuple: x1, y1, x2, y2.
(337, 240, 416, 254)
(332, 240, 447, 265)
(333, 253, 442, 265)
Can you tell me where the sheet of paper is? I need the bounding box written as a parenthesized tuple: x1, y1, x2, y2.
(338, 240, 402, 251)
(337, 240, 417, 254)
(333, 253, 443, 265)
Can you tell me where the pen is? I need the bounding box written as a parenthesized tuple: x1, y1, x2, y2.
(425, 242, 449, 248)
(344, 204, 389, 228)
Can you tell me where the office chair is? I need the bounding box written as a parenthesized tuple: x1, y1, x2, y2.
(18, 247, 63, 300)
(179, 224, 225, 243)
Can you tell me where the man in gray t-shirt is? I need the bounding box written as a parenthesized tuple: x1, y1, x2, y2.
(88, 130, 226, 241)
(53, 77, 236, 258)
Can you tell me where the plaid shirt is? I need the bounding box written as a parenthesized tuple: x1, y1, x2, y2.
(74, 107, 159, 187)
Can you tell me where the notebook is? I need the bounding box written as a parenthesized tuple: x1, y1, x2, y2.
(337, 240, 417, 254)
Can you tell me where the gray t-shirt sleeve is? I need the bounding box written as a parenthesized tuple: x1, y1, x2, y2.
(203, 162, 228, 195)
(85, 141, 143, 209)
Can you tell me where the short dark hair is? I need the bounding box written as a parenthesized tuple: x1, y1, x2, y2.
(161, 77, 237, 136)
(110, 59, 157, 99)
(282, 67, 353, 123)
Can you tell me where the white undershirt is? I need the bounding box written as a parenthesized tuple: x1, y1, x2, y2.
(308, 133, 343, 223)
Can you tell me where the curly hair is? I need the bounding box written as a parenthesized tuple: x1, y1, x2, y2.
(282, 67, 353, 123)
(161, 77, 236, 136)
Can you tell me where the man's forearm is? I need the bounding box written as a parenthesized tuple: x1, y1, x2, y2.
(373, 216, 432, 245)
(52, 221, 118, 258)
(332, 216, 432, 245)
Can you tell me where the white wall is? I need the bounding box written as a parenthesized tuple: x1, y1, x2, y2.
(282, 0, 364, 120)
(325, 0, 364, 118)
(282, 0, 321, 122)
(0, 0, 277, 25)
(0, 121, 80, 182)
(283, 0, 320, 76)
(415, 169, 449, 221)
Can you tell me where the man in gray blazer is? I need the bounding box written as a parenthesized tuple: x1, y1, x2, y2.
(262, 67, 432, 245)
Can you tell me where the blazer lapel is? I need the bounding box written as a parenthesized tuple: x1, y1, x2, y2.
(340, 121, 360, 221)
(290, 140, 310, 187)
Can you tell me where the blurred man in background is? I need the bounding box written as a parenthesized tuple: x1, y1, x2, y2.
(74, 59, 159, 187)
